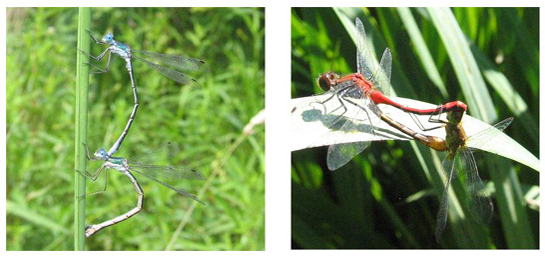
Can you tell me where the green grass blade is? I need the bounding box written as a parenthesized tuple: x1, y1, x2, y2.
(427, 8, 496, 122)
(7, 200, 71, 235)
(471, 44, 539, 142)
(397, 8, 448, 98)
(75, 7, 91, 251)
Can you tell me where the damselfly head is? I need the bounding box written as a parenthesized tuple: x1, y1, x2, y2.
(94, 147, 108, 160)
(317, 72, 339, 91)
(101, 33, 114, 44)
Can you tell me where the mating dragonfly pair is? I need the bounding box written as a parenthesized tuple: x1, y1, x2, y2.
(78, 30, 206, 237)
(292, 17, 513, 241)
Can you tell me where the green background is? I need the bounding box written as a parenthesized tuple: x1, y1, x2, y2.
(292, 7, 538, 249)
(7, 7, 264, 250)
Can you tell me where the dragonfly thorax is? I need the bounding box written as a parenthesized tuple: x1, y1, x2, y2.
(445, 122, 467, 151)
(352, 73, 374, 93)
(104, 157, 128, 172)
(110, 43, 132, 59)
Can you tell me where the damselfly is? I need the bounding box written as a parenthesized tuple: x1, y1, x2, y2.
(81, 30, 205, 159)
(79, 142, 205, 237)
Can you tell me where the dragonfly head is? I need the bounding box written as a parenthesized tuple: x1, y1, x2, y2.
(445, 101, 467, 125)
(317, 72, 339, 91)
(93, 147, 109, 160)
(101, 33, 115, 45)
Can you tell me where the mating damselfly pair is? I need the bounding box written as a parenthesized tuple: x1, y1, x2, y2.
(78, 30, 206, 237)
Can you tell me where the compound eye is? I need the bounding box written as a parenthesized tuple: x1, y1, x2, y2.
(317, 75, 331, 91)
(102, 33, 113, 42)
(94, 147, 107, 158)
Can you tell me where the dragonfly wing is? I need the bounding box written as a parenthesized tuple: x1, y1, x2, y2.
(436, 154, 456, 241)
(130, 164, 206, 180)
(132, 49, 205, 71)
(355, 18, 374, 81)
(466, 117, 514, 150)
(373, 48, 392, 97)
(458, 148, 494, 223)
(324, 95, 375, 170)
(132, 55, 200, 86)
(127, 142, 180, 165)
(130, 167, 205, 205)
(327, 141, 370, 170)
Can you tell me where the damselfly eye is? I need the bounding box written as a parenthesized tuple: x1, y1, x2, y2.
(102, 33, 113, 42)
(94, 147, 107, 159)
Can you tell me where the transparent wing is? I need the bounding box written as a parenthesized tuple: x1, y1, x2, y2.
(372, 48, 392, 97)
(129, 164, 206, 180)
(355, 17, 374, 81)
(127, 142, 180, 165)
(327, 141, 371, 170)
(436, 153, 456, 242)
(458, 148, 494, 223)
(132, 49, 205, 71)
(132, 54, 200, 86)
(355, 18, 390, 97)
(130, 167, 204, 205)
(324, 94, 376, 170)
(466, 117, 513, 150)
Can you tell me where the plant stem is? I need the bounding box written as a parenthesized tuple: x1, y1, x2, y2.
(75, 7, 91, 251)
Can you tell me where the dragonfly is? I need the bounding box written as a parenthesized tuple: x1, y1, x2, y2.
(380, 99, 513, 241)
(292, 17, 462, 170)
(81, 30, 205, 160)
(385, 103, 512, 241)
(79, 142, 206, 237)
(363, 98, 512, 241)
(422, 105, 514, 241)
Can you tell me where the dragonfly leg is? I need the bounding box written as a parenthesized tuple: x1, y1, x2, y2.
(86, 29, 107, 45)
(75, 166, 108, 200)
(81, 142, 101, 161)
(322, 93, 349, 128)
(307, 92, 338, 118)
(408, 112, 446, 132)
(89, 52, 112, 74)
(343, 97, 377, 137)
(80, 49, 112, 74)
(79, 47, 109, 62)
(76, 164, 106, 181)
(427, 106, 450, 124)
(85, 169, 110, 197)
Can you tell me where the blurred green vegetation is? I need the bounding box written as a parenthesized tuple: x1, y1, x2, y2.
(292, 7, 538, 249)
(7, 7, 264, 250)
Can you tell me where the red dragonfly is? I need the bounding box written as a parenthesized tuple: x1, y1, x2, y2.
(293, 17, 463, 170)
